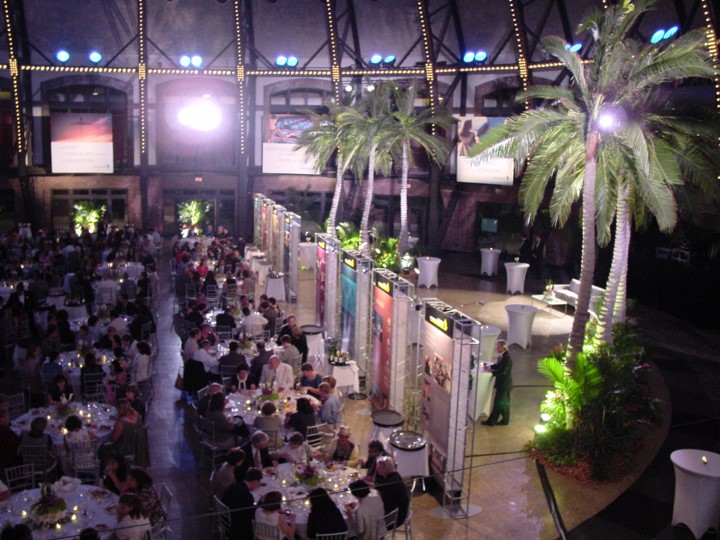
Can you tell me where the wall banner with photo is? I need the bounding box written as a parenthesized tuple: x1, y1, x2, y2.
(372, 269, 414, 413)
(340, 249, 373, 380)
(420, 300, 479, 515)
(453, 115, 514, 185)
(253, 194, 265, 246)
(262, 114, 317, 175)
(51, 112, 114, 174)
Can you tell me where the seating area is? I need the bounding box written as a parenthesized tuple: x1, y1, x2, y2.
(553, 278, 605, 309)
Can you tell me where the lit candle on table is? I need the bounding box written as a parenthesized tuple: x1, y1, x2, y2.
(56, 523, 61, 531)
(21, 510, 27, 518)
(73, 505, 79, 512)
(71, 514, 77, 522)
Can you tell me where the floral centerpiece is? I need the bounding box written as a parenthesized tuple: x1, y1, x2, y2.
(55, 394, 75, 417)
(544, 280, 555, 300)
(295, 462, 322, 488)
(29, 484, 67, 527)
(258, 374, 279, 401)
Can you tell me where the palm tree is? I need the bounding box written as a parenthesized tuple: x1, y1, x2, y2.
(387, 81, 453, 254)
(295, 104, 354, 239)
(337, 83, 394, 257)
(469, 0, 716, 358)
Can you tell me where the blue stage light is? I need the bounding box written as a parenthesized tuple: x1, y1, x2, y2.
(474, 50, 488, 62)
(275, 55, 288, 67)
(650, 29, 665, 44)
(88, 51, 102, 64)
(56, 50, 70, 63)
(370, 54, 383, 65)
(179, 55, 191, 67)
(286, 56, 298, 68)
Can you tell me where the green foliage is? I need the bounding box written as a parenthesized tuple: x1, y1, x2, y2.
(334, 222, 404, 273)
(528, 325, 662, 482)
(72, 200, 106, 235)
(177, 200, 211, 235)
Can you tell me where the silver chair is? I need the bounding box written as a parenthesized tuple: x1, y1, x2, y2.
(4, 464, 36, 492)
(81, 371, 106, 402)
(382, 508, 400, 540)
(253, 521, 281, 540)
(263, 429, 280, 452)
(198, 417, 229, 469)
(213, 495, 232, 540)
(216, 325, 234, 342)
(306, 423, 327, 451)
(7, 392, 26, 420)
(315, 533, 349, 540)
(20, 441, 58, 483)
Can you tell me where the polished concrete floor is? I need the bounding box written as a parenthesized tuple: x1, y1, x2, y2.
(3, 247, 719, 539)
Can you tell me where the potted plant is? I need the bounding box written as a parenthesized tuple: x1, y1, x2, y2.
(544, 280, 555, 300)
(177, 200, 211, 237)
(72, 201, 107, 236)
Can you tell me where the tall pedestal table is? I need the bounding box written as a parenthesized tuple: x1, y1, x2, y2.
(417, 257, 441, 288)
(505, 262, 530, 295)
(670, 449, 720, 539)
(505, 304, 538, 349)
(480, 248, 501, 276)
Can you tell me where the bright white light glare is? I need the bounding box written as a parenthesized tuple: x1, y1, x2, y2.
(179, 55, 191, 67)
(177, 99, 222, 132)
(474, 50, 487, 62)
(598, 113, 616, 130)
(191, 55, 203, 67)
(275, 55, 287, 67)
(540, 413, 551, 422)
(344, 84, 353, 92)
(663, 26, 679, 39)
(56, 50, 70, 62)
(370, 54, 382, 64)
(534, 424, 548, 434)
(88, 51, 102, 63)
(286, 56, 298, 67)
(463, 51, 475, 63)
(650, 29, 665, 44)
(366, 84, 375, 92)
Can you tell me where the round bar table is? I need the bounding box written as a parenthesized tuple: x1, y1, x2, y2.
(670, 449, 720, 539)
(505, 262, 530, 295)
(480, 248, 501, 276)
(371, 409, 404, 444)
(505, 304, 538, 349)
(390, 430, 429, 491)
(301, 324, 324, 363)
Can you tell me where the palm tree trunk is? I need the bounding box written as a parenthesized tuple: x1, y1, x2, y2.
(398, 140, 410, 255)
(359, 147, 376, 257)
(327, 156, 345, 239)
(568, 130, 599, 361)
(599, 184, 629, 344)
(614, 211, 630, 325)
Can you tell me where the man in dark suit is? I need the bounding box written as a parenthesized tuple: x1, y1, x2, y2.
(222, 467, 262, 539)
(374, 456, 410, 526)
(215, 307, 237, 332)
(483, 340, 513, 426)
(219, 341, 245, 372)
(238, 431, 276, 479)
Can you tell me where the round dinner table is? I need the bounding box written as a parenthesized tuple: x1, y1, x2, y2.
(1, 483, 119, 539)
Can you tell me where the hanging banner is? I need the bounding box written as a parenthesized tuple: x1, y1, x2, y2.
(372, 272, 394, 409)
(340, 251, 358, 355)
(262, 114, 317, 175)
(51, 112, 114, 174)
(453, 115, 513, 185)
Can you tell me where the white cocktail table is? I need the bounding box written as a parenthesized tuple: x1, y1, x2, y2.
(505, 262, 530, 295)
(480, 248, 501, 276)
(505, 304, 538, 349)
(671, 449, 720, 539)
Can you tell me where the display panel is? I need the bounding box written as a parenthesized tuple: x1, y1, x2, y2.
(51, 113, 113, 173)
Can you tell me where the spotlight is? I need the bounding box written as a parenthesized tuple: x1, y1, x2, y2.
(462, 51, 475, 64)
(663, 25, 679, 39)
(369, 54, 382, 65)
(534, 424, 548, 434)
(597, 106, 625, 132)
(179, 55, 191, 67)
(473, 50, 487, 63)
(191, 55, 203, 67)
(344, 84, 353, 92)
(88, 51, 102, 64)
(382, 54, 396, 67)
(275, 55, 288, 67)
(56, 50, 70, 63)
(650, 29, 665, 44)
(286, 56, 298, 68)
(366, 84, 375, 92)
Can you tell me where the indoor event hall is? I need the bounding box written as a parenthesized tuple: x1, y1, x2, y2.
(0, 1, 719, 539)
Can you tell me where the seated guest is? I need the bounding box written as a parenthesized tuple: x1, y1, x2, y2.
(359, 440, 390, 484)
(222, 468, 262, 540)
(249, 341, 273, 387)
(119, 275, 137, 303)
(255, 491, 296, 540)
(135, 271, 150, 300)
(113, 493, 151, 540)
(206, 393, 249, 449)
(48, 374, 73, 404)
(253, 401, 282, 433)
(108, 309, 128, 337)
(284, 397, 317, 438)
(323, 375, 342, 400)
(80, 353, 105, 396)
(347, 479, 386, 540)
(0, 408, 20, 471)
(41, 325, 62, 357)
(197, 382, 224, 417)
(102, 454, 129, 495)
(183, 328, 201, 362)
(291, 325, 309, 362)
(259, 355, 294, 391)
(374, 456, 410, 526)
(279, 335, 301, 364)
(121, 334, 139, 363)
(183, 299, 205, 329)
(215, 306, 237, 332)
(238, 431, 276, 478)
(75, 325, 94, 352)
(55, 310, 77, 348)
(107, 399, 143, 458)
(125, 468, 166, 525)
(325, 425, 359, 467)
(199, 323, 218, 347)
(125, 384, 146, 422)
(87, 316, 104, 343)
(218, 341, 245, 372)
(230, 364, 253, 392)
(111, 370, 130, 403)
(20, 416, 54, 451)
(193, 339, 219, 377)
(63, 414, 99, 457)
(298, 363, 323, 395)
(275, 433, 320, 465)
(261, 300, 277, 335)
(132, 341, 152, 387)
(41, 350, 64, 377)
(211, 448, 245, 498)
(96, 325, 121, 351)
(307, 487, 348, 539)
(317, 382, 341, 426)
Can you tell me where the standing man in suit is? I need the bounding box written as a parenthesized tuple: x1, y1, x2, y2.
(483, 340, 513, 426)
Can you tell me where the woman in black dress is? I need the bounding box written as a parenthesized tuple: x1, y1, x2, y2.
(306, 487, 347, 539)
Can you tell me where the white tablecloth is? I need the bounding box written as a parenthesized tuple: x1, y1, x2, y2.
(480, 248, 501, 276)
(671, 449, 720, 539)
(330, 361, 360, 393)
(417, 257, 441, 288)
(0, 285, 14, 302)
(391, 443, 430, 478)
(2, 485, 119, 539)
(505, 304, 537, 349)
(257, 262, 272, 286)
(301, 325, 324, 361)
(250, 256, 267, 274)
(470, 369, 495, 421)
(477, 324, 501, 362)
(47, 292, 66, 310)
(505, 262, 530, 295)
(299, 243, 316, 270)
(265, 275, 286, 302)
